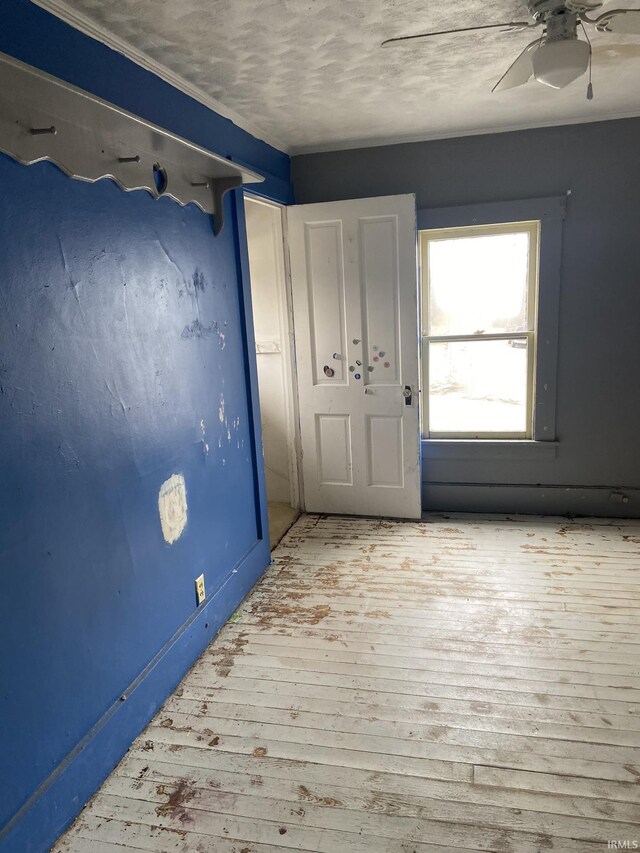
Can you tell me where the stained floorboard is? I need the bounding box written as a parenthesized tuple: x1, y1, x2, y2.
(54, 512, 640, 852)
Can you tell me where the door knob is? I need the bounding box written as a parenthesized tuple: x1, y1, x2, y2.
(403, 385, 413, 405)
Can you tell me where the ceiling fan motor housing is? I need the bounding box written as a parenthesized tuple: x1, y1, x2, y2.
(527, 0, 602, 20)
(545, 8, 579, 40)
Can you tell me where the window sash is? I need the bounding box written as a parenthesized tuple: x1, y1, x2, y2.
(421, 220, 540, 339)
(422, 335, 534, 440)
(425, 331, 534, 344)
(420, 220, 540, 440)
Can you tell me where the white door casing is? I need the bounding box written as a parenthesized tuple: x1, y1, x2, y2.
(287, 194, 421, 519)
(245, 196, 300, 509)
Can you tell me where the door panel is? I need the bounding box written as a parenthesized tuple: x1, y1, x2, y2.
(316, 414, 352, 485)
(360, 216, 400, 385)
(288, 194, 421, 519)
(366, 415, 404, 488)
(305, 221, 348, 386)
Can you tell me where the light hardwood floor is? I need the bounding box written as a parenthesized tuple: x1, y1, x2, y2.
(55, 513, 640, 852)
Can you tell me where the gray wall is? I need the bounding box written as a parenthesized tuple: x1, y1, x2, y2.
(292, 118, 640, 516)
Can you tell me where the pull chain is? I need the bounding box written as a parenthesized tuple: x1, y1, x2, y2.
(581, 20, 594, 100)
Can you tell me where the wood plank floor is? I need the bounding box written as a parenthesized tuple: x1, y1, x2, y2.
(55, 513, 640, 853)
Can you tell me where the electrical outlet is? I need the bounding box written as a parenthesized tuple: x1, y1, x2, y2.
(195, 574, 206, 605)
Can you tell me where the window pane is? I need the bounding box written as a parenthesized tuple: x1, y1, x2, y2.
(427, 231, 530, 336)
(428, 338, 528, 434)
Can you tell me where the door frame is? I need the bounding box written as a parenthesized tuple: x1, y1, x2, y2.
(244, 193, 304, 511)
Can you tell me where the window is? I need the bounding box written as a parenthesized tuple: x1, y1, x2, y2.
(421, 221, 539, 439)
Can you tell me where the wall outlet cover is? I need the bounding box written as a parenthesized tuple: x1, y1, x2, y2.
(195, 574, 206, 605)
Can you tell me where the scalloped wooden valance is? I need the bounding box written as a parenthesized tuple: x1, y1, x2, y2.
(0, 52, 264, 234)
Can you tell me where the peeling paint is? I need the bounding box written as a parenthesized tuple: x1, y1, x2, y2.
(199, 419, 209, 456)
(181, 318, 215, 339)
(180, 317, 227, 346)
(158, 474, 188, 544)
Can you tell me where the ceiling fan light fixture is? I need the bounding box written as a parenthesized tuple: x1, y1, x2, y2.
(532, 37, 591, 88)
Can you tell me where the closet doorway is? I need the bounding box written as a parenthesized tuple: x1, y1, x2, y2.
(245, 195, 300, 546)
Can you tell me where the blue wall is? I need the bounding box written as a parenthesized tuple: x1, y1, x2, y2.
(0, 1, 291, 850)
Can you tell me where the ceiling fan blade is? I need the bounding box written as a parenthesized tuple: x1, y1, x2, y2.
(381, 21, 529, 47)
(594, 8, 640, 34)
(492, 39, 542, 92)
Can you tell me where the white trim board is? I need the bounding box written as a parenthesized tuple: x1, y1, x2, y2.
(244, 194, 302, 512)
(32, 0, 290, 155)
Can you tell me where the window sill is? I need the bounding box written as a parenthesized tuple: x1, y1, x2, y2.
(423, 439, 558, 461)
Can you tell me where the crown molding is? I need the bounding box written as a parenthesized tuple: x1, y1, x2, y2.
(32, 0, 290, 155)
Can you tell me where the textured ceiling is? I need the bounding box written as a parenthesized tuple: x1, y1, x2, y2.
(49, 0, 640, 152)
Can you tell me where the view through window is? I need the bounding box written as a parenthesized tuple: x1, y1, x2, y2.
(421, 221, 539, 438)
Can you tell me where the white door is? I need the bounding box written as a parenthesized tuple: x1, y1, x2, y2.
(287, 194, 421, 519)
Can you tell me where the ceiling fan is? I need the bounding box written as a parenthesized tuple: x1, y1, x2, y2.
(381, 1, 640, 97)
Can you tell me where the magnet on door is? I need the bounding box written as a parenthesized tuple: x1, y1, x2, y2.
(323, 365, 335, 378)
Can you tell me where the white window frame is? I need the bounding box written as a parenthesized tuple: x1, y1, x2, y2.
(421, 219, 540, 440)
(418, 195, 566, 457)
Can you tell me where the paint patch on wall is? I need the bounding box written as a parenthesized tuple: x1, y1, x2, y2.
(158, 474, 188, 544)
